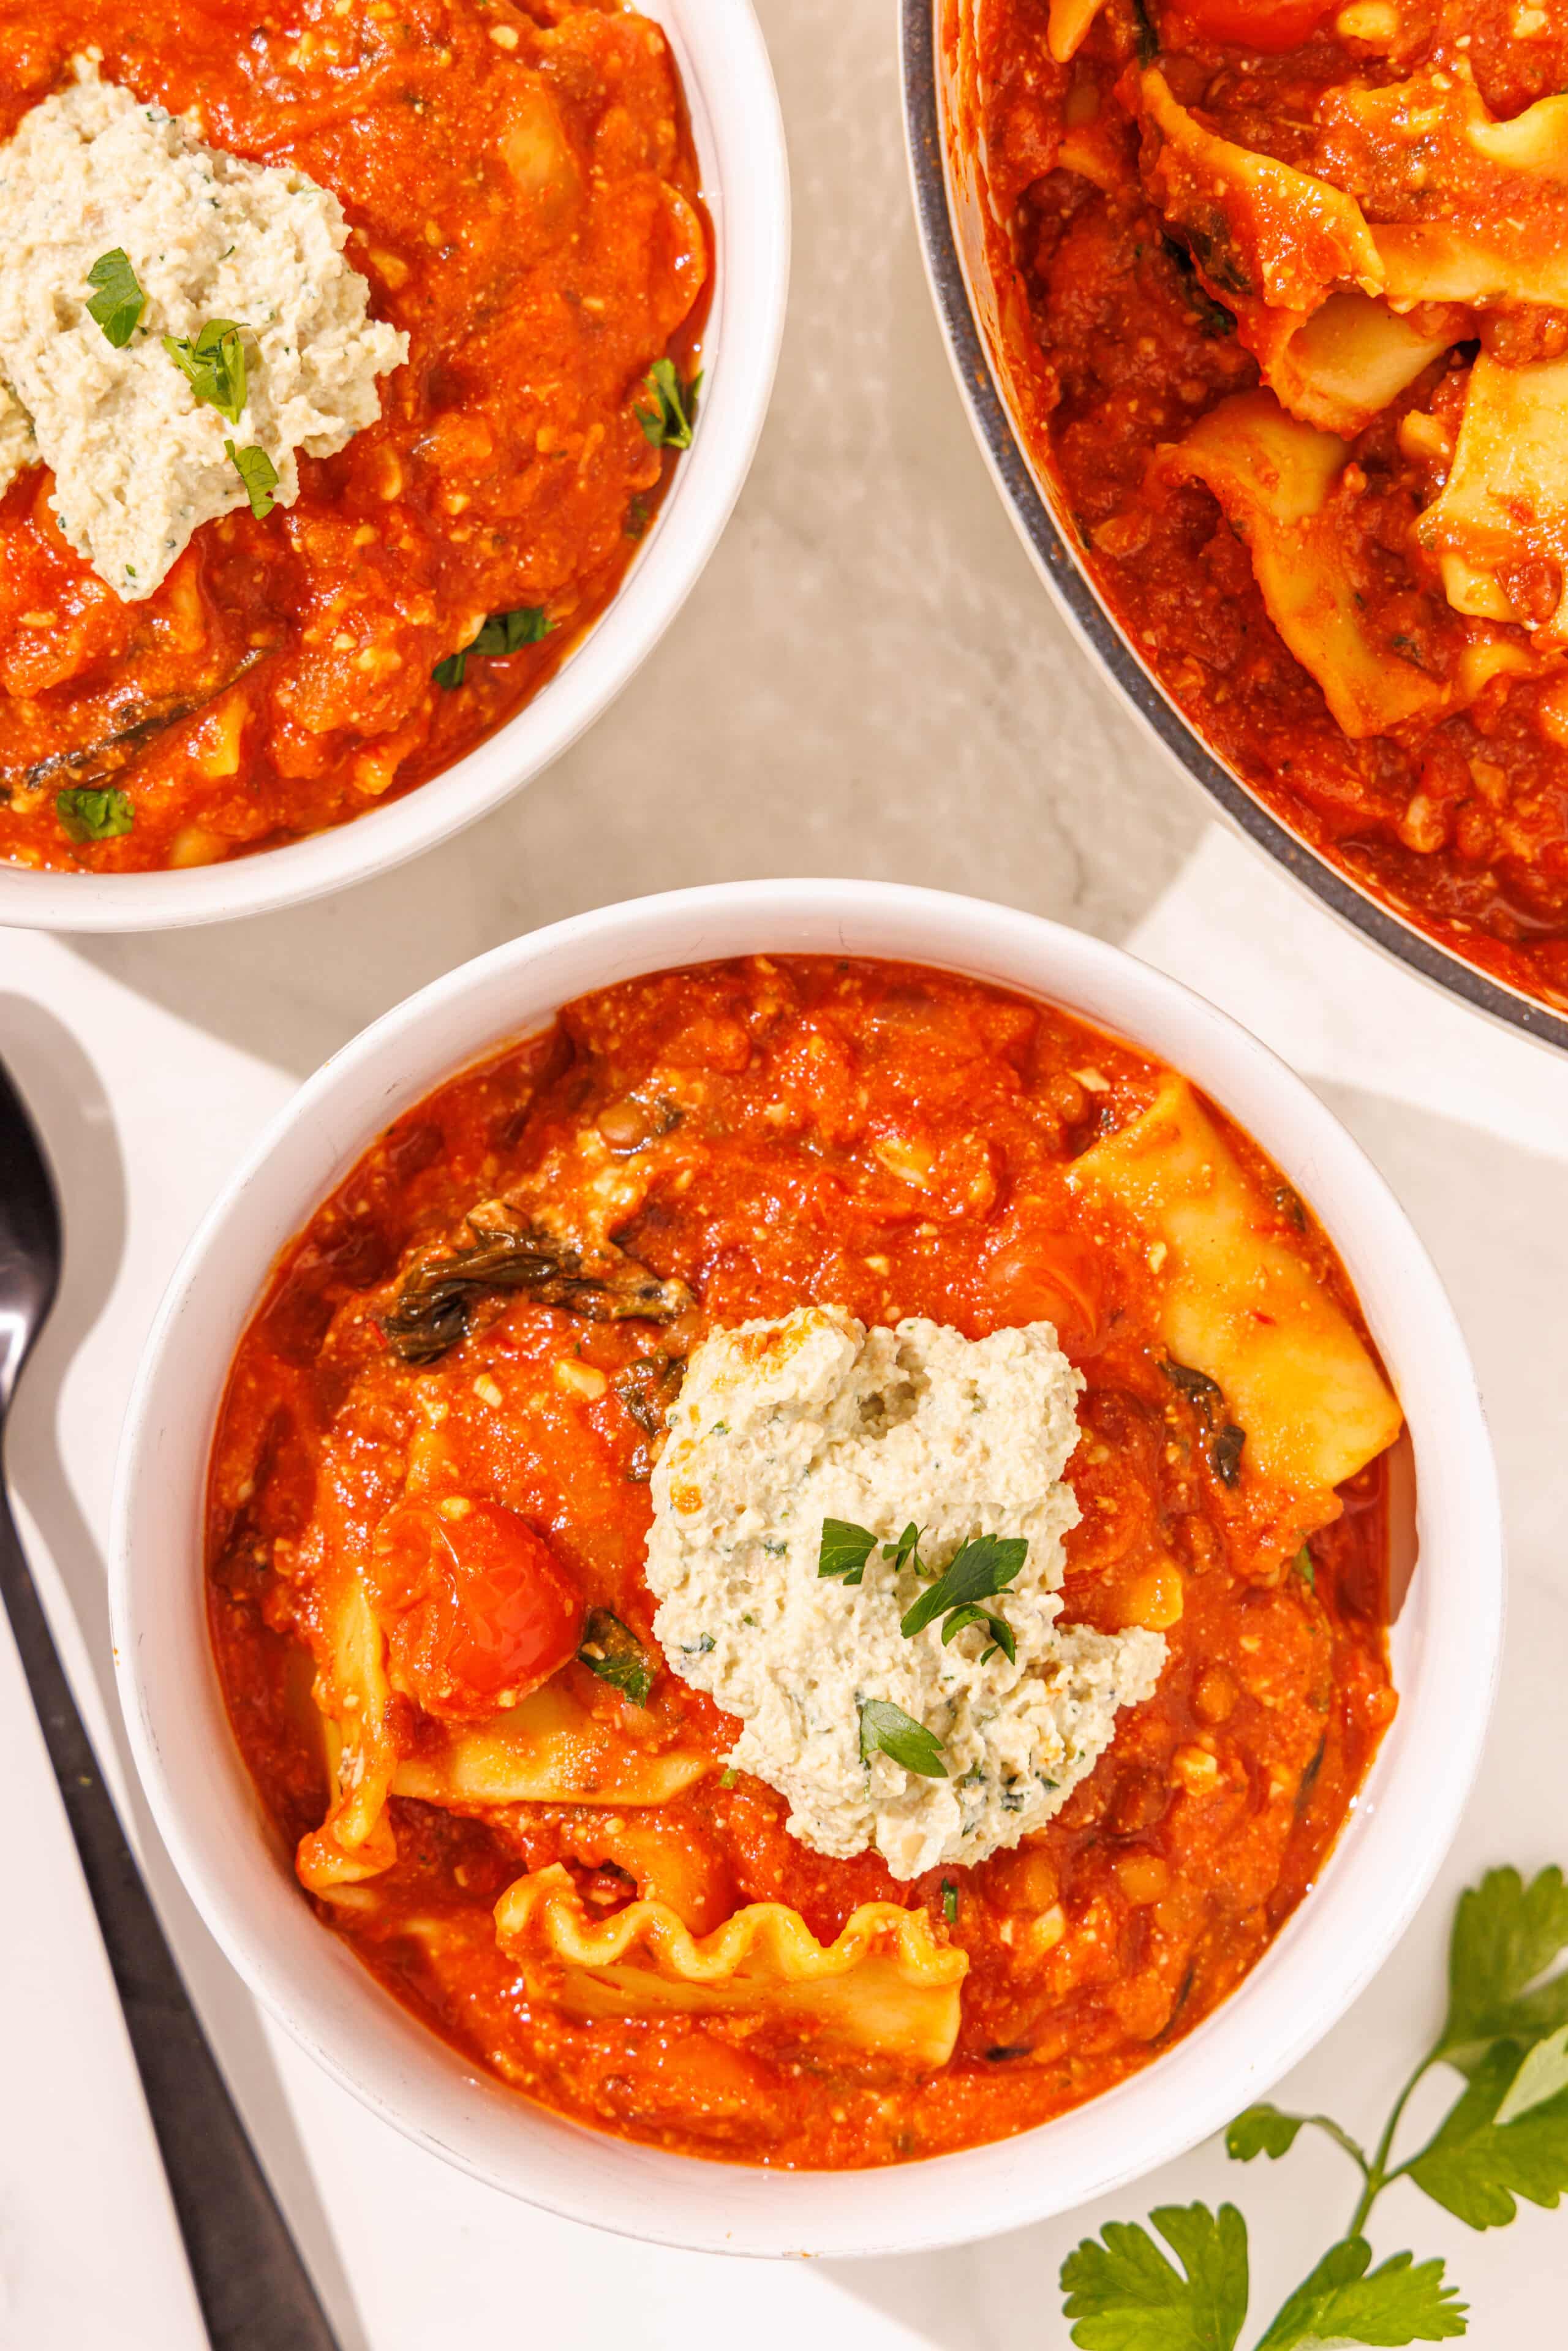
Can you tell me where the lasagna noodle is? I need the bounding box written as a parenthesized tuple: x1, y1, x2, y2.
(495, 1863, 969, 2067)
(1046, 0, 1106, 62)
(299, 1574, 709, 1895)
(1071, 1074, 1403, 1524)
(1139, 69, 1384, 315)
(1321, 68, 1568, 312)
(1240, 293, 1467, 439)
(1161, 390, 1450, 738)
(1422, 352, 1568, 639)
(390, 1680, 712, 1808)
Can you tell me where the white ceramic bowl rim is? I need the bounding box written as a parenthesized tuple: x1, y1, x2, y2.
(111, 880, 1503, 2259)
(0, 2, 789, 934)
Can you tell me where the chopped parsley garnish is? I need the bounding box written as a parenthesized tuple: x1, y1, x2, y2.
(164, 319, 249, 424)
(56, 785, 134, 843)
(226, 439, 279, 519)
(635, 356, 701, 450)
(942, 1879, 959, 1926)
(900, 1532, 1029, 1664)
(624, 492, 652, 539)
(858, 1696, 948, 1779)
(85, 249, 147, 349)
(819, 1519, 878, 1584)
(1293, 1545, 1316, 1592)
(818, 1519, 1025, 1660)
(576, 1608, 654, 1707)
(433, 605, 554, 689)
(720, 1765, 737, 1789)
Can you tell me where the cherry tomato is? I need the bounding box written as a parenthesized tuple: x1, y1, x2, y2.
(370, 1496, 584, 1720)
(1177, 0, 1335, 51)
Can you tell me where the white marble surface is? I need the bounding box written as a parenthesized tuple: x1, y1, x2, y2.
(2, 2, 1567, 2342)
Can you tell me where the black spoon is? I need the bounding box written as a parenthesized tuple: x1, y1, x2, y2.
(0, 1055, 342, 2351)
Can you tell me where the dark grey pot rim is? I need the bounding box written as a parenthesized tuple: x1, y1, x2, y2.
(899, 0, 1568, 1055)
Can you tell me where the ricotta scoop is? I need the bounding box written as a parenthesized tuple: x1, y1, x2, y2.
(646, 1308, 1166, 1880)
(0, 60, 407, 598)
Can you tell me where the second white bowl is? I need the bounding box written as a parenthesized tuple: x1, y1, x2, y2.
(0, 3, 790, 933)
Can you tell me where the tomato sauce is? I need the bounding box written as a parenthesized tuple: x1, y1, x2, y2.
(0, 0, 706, 873)
(207, 956, 1396, 2166)
(972, 0, 1568, 1013)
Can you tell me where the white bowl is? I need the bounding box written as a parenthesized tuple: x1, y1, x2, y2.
(111, 880, 1502, 2257)
(0, 6, 789, 934)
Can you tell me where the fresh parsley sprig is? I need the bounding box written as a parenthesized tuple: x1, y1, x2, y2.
(1058, 1863, 1568, 2349)
(817, 1519, 1027, 1662)
(164, 318, 249, 424)
(85, 249, 147, 349)
(900, 1532, 1028, 1663)
(635, 356, 701, 450)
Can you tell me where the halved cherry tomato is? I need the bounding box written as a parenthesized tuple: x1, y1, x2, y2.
(370, 1496, 584, 1720)
(1177, 0, 1336, 51)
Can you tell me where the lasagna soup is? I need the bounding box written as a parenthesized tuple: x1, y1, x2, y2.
(0, 0, 707, 873)
(969, 0, 1568, 1011)
(208, 955, 1403, 2167)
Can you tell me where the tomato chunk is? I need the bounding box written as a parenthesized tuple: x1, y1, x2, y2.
(1175, 0, 1335, 50)
(371, 1496, 584, 1719)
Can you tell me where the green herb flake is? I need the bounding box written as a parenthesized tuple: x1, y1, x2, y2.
(858, 1697, 948, 1779)
(225, 439, 279, 520)
(635, 355, 701, 450)
(819, 1518, 878, 1585)
(883, 1521, 924, 1576)
(720, 1765, 737, 1789)
(56, 785, 134, 843)
(164, 318, 248, 423)
(433, 604, 554, 689)
(1293, 1546, 1316, 1592)
(85, 249, 147, 348)
(942, 1879, 959, 1926)
(576, 1607, 654, 1707)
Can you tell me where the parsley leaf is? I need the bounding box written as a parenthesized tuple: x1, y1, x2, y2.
(940, 1600, 1017, 1664)
(858, 1697, 948, 1779)
(883, 1520, 924, 1576)
(819, 1519, 878, 1583)
(1437, 1866, 1568, 2069)
(164, 319, 248, 423)
(942, 1878, 959, 1925)
(225, 439, 279, 520)
(1495, 2021, 1568, 2126)
(900, 1533, 1028, 1641)
(1404, 2040, 1568, 2228)
(1252, 2240, 1466, 2350)
(433, 605, 554, 689)
(1060, 2203, 1249, 2351)
(576, 1608, 654, 1707)
(56, 785, 134, 842)
(635, 356, 701, 449)
(85, 249, 147, 348)
(1227, 2107, 1311, 2164)
(1227, 2104, 1366, 2172)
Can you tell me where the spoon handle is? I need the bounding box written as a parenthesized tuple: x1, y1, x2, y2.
(0, 1489, 342, 2351)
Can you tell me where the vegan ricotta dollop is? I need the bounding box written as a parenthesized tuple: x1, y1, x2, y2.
(646, 1306, 1167, 1879)
(0, 58, 406, 598)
